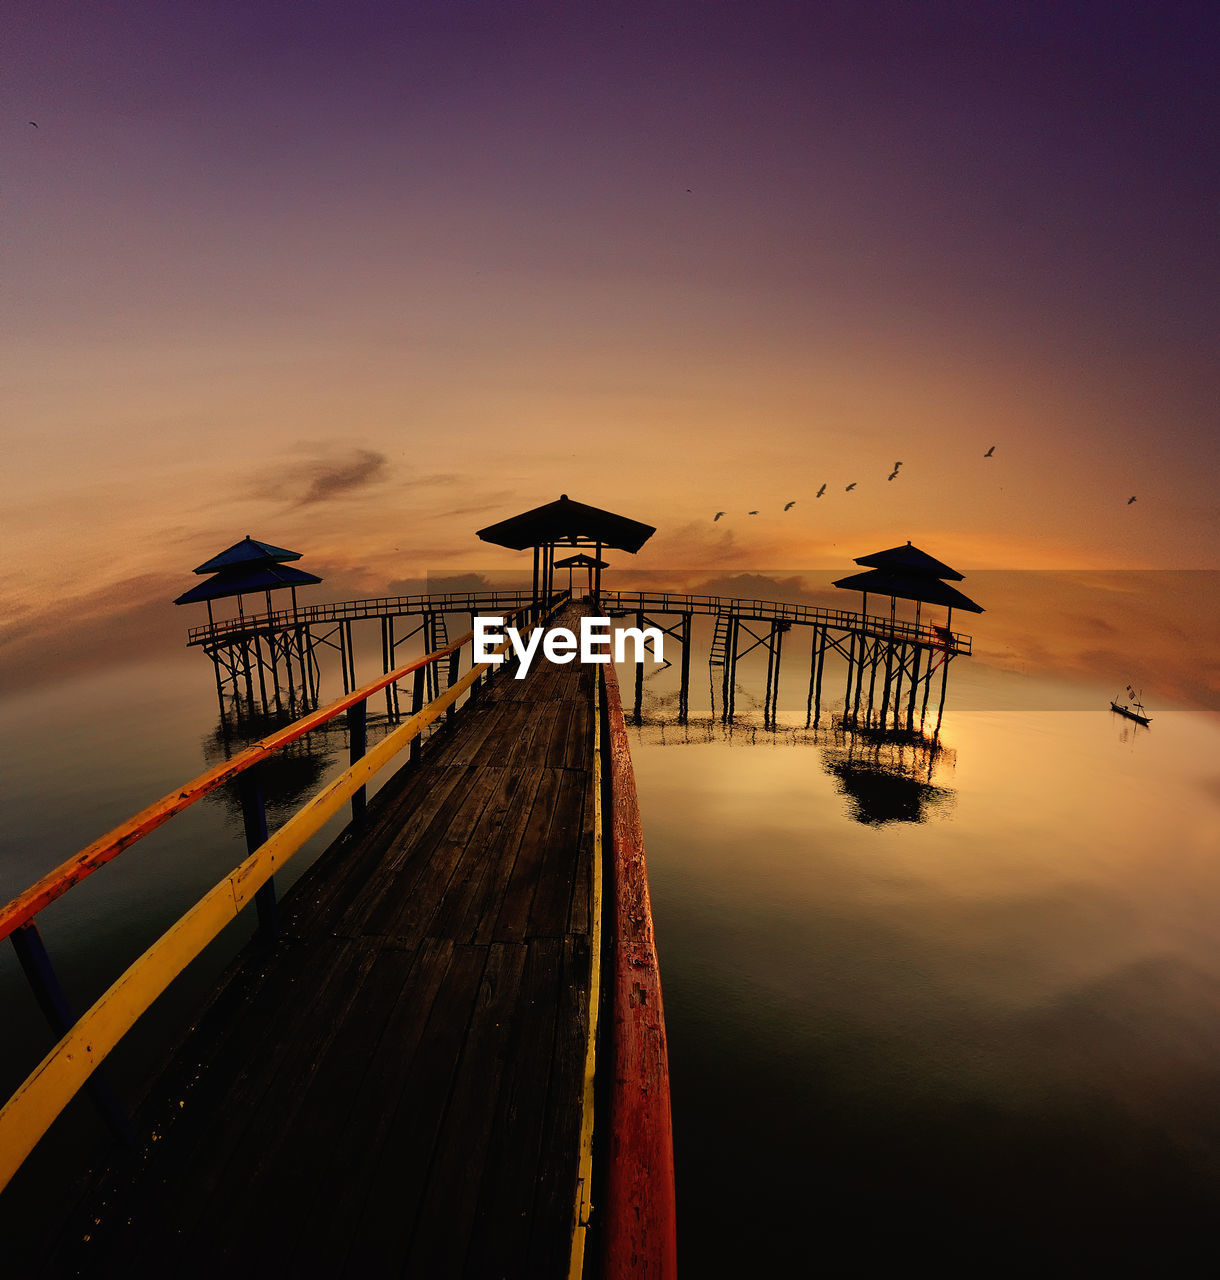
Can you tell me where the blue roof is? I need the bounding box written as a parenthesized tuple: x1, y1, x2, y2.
(174, 562, 322, 605)
(193, 536, 302, 575)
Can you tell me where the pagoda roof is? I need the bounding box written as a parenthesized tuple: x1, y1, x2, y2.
(193, 535, 303, 575)
(174, 562, 322, 605)
(852, 542, 964, 581)
(476, 495, 655, 554)
(832, 568, 984, 613)
(553, 553, 610, 569)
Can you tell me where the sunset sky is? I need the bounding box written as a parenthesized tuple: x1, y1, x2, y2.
(4, 2, 1217, 689)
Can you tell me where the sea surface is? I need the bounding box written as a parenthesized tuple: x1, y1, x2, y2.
(2, 618, 1219, 1272)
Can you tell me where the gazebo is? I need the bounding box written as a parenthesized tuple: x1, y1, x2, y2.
(174, 536, 322, 712)
(173, 536, 322, 634)
(553, 552, 610, 596)
(476, 495, 654, 608)
(832, 541, 983, 632)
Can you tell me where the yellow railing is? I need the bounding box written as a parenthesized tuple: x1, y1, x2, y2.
(0, 603, 555, 1193)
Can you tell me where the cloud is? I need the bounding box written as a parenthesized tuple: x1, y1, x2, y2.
(293, 448, 389, 507)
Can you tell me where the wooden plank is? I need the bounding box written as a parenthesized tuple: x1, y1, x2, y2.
(429, 767, 544, 944)
(528, 768, 586, 939)
(527, 933, 591, 1278)
(563, 693, 593, 770)
(518, 702, 561, 768)
(278, 752, 464, 935)
(337, 763, 486, 937)
(404, 941, 529, 1275)
(545, 697, 577, 768)
(368, 765, 504, 945)
(219, 941, 425, 1272)
(492, 768, 567, 944)
(462, 937, 562, 1278)
(282, 936, 457, 1274)
(340, 943, 488, 1275)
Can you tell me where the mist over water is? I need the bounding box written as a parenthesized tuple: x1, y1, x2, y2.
(0, 604, 1218, 1271)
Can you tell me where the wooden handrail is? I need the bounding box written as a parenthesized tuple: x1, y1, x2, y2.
(599, 589, 973, 654)
(600, 660, 678, 1278)
(185, 589, 546, 644)
(0, 614, 519, 944)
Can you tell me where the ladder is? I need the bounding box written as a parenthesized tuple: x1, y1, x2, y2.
(425, 611, 449, 652)
(709, 612, 731, 667)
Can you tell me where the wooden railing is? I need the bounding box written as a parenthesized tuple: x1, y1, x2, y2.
(598, 589, 973, 654)
(186, 589, 542, 645)
(0, 602, 556, 1193)
(599, 659, 678, 1278)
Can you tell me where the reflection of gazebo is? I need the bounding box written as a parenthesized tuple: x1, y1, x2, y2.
(476, 495, 654, 608)
(832, 541, 983, 631)
(553, 553, 609, 596)
(824, 755, 955, 825)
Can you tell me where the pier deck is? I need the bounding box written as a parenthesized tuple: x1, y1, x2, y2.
(54, 649, 597, 1277)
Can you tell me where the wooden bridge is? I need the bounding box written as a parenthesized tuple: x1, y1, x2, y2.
(1, 555, 978, 1274)
(0, 600, 675, 1277)
(190, 582, 974, 738)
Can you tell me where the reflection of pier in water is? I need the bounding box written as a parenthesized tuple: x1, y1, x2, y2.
(621, 709, 958, 826)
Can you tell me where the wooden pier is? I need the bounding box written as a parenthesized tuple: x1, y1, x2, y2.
(0, 601, 676, 1278)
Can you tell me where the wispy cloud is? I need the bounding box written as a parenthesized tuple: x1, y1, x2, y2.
(293, 448, 389, 507)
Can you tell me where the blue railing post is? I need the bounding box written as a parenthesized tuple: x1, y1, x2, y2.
(238, 766, 278, 940)
(446, 650, 460, 724)
(11, 922, 135, 1144)
(410, 666, 426, 764)
(347, 699, 368, 822)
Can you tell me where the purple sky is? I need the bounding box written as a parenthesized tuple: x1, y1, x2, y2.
(4, 1, 1218, 681)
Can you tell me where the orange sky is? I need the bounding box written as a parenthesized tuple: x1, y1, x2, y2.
(3, 3, 1217, 695)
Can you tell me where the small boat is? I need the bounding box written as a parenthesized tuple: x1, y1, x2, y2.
(1110, 686, 1151, 725)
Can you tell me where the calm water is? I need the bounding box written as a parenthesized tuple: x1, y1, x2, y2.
(2, 623, 1220, 1272)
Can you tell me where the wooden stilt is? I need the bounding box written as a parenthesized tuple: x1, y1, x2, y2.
(679, 614, 691, 722)
(935, 655, 951, 737)
(906, 645, 922, 730)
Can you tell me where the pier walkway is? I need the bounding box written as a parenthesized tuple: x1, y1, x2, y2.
(55, 635, 597, 1276)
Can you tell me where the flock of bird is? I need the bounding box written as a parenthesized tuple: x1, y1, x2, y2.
(712, 445, 1137, 520)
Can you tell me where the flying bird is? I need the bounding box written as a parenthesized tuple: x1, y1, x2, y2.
(893, 461, 903, 470)
(1127, 496, 1137, 505)
(816, 483, 826, 498)
(28, 121, 38, 128)
(784, 501, 796, 511)
(984, 445, 995, 457)
(887, 468, 900, 481)
(845, 483, 856, 492)
(748, 510, 759, 515)
(713, 511, 726, 521)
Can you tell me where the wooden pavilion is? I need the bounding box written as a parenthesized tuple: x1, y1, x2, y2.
(476, 495, 654, 609)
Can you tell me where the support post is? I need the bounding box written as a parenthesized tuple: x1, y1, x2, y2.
(866, 637, 880, 727)
(679, 613, 691, 722)
(813, 625, 827, 727)
(238, 767, 278, 940)
(907, 644, 922, 730)
(447, 650, 460, 724)
(11, 923, 134, 1145)
(634, 610, 645, 720)
(934, 655, 951, 737)
(348, 700, 368, 823)
(410, 665, 426, 764)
